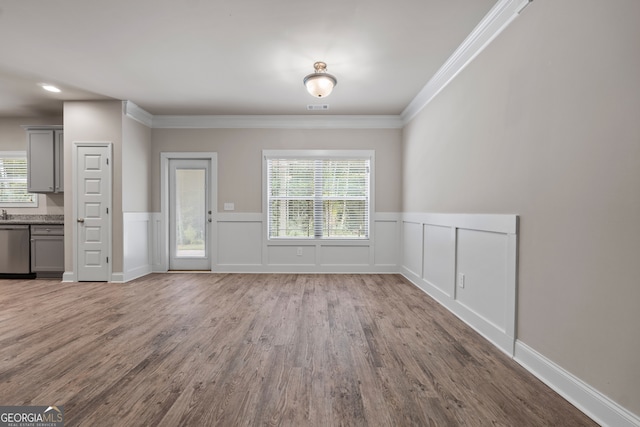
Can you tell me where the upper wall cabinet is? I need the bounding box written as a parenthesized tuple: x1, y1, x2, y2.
(24, 125, 64, 193)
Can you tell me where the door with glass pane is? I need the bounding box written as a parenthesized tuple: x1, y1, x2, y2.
(169, 159, 211, 270)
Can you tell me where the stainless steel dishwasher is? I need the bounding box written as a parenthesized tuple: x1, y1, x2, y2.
(0, 225, 31, 274)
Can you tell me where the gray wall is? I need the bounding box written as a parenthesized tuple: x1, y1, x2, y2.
(63, 100, 124, 273)
(402, 0, 640, 414)
(151, 128, 402, 214)
(122, 115, 152, 212)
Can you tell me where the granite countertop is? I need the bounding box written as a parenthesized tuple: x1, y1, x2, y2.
(0, 215, 64, 225)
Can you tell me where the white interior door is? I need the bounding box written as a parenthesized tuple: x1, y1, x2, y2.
(169, 159, 212, 270)
(76, 144, 111, 281)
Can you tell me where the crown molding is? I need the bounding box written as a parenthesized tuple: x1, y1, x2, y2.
(151, 114, 403, 129)
(401, 0, 533, 124)
(121, 101, 402, 129)
(123, 100, 154, 128)
(20, 125, 63, 130)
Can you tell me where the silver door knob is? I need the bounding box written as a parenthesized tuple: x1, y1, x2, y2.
(77, 218, 85, 223)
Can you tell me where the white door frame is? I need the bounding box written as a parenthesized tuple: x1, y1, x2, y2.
(72, 141, 113, 282)
(160, 152, 217, 271)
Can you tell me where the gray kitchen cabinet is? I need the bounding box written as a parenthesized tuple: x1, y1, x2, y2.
(25, 126, 64, 193)
(30, 225, 64, 275)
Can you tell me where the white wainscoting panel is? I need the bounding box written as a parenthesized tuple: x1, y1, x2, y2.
(212, 212, 401, 273)
(122, 212, 153, 282)
(401, 213, 518, 356)
(267, 245, 316, 266)
(320, 245, 370, 266)
(402, 221, 423, 278)
(217, 218, 262, 267)
(374, 216, 400, 266)
(151, 213, 163, 271)
(423, 224, 455, 298)
(456, 229, 509, 331)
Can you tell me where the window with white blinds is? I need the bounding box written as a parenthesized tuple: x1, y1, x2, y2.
(0, 152, 37, 207)
(266, 153, 371, 239)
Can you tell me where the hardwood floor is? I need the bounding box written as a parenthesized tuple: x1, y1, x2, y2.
(0, 274, 595, 426)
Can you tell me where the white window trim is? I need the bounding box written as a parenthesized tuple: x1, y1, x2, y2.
(0, 151, 38, 208)
(262, 149, 375, 243)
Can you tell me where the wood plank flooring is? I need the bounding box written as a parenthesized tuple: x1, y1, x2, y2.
(0, 274, 596, 426)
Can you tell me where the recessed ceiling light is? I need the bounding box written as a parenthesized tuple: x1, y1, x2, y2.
(39, 83, 61, 93)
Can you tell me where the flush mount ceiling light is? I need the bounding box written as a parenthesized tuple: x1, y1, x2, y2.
(39, 83, 61, 93)
(303, 62, 337, 98)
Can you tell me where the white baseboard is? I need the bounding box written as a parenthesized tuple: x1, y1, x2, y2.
(62, 271, 74, 282)
(122, 265, 152, 283)
(214, 265, 399, 274)
(515, 341, 640, 427)
(110, 272, 125, 283)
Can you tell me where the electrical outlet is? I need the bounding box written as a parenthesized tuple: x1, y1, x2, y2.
(458, 273, 465, 288)
(223, 203, 235, 211)
(296, 247, 303, 256)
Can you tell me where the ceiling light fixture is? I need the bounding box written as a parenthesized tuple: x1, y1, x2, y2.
(303, 62, 337, 98)
(39, 83, 61, 93)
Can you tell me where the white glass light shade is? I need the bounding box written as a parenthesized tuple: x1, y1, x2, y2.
(304, 74, 336, 98)
(303, 62, 337, 98)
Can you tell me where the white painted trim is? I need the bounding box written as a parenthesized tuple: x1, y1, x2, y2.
(374, 212, 402, 222)
(62, 271, 74, 282)
(403, 212, 518, 234)
(150, 213, 164, 272)
(20, 125, 63, 131)
(110, 273, 125, 283)
(263, 149, 377, 159)
(120, 103, 403, 129)
(122, 265, 152, 282)
(214, 266, 399, 274)
(266, 239, 371, 247)
(505, 233, 519, 341)
(401, 0, 533, 123)
(123, 101, 153, 128)
(515, 341, 640, 427)
(152, 114, 403, 129)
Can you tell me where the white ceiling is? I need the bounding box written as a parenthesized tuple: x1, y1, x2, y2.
(0, 0, 497, 117)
